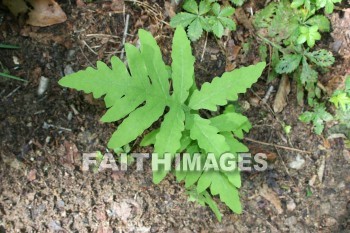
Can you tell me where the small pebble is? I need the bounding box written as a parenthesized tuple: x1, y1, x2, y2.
(67, 111, 73, 121)
(287, 199, 296, 212)
(37, 76, 49, 96)
(289, 154, 305, 170)
(64, 65, 74, 76)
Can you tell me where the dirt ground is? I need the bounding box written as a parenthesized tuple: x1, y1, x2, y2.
(0, 0, 349, 232)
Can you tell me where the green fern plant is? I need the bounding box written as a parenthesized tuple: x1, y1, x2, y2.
(170, 0, 236, 41)
(59, 26, 265, 220)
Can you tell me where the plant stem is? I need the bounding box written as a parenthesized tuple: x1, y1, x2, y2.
(257, 34, 286, 54)
(0, 44, 20, 49)
(0, 72, 27, 82)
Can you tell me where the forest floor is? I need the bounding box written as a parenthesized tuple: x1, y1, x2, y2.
(0, 0, 349, 232)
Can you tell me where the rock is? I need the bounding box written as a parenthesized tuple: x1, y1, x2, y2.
(287, 199, 296, 212)
(64, 64, 74, 76)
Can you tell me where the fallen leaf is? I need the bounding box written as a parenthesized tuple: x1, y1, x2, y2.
(3, 0, 67, 27)
(60, 141, 80, 168)
(235, 8, 254, 31)
(259, 184, 283, 214)
(325, 75, 347, 95)
(273, 75, 290, 113)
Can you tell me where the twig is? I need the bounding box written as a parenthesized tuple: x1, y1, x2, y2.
(125, 0, 169, 26)
(257, 34, 286, 54)
(43, 122, 72, 132)
(78, 45, 95, 68)
(275, 147, 298, 188)
(0, 89, 5, 97)
(85, 34, 120, 39)
(261, 85, 274, 104)
(82, 40, 98, 55)
(4, 86, 21, 98)
(120, 14, 130, 60)
(244, 137, 312, 154)
(200, 32, 208, 62)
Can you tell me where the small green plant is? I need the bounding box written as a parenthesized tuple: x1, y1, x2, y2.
(114, 144, 135, 165)
(297, 25, 321, 48)
(230, 0, 246, 6)
(59, 26, 265, 220)
(0, 43, 27, 82)
(92, 151, 105, 173)
(299, 103, 333, 134)
(170, 0, 236, 41)
(291, 0, 341, 14)
(329, 76, 350, 130)
(330, 76, 350, 111)
(299, 76, 349, 136)
(253, 0, 335, 106)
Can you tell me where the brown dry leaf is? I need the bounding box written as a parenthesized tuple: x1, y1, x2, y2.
(60, 141, 80, 168)
(273, 75, 290, 113)
(234, 8, 254, 32)
(325, 75, 348, 95)
(259, 184, 283, 214)
(3, 0, 67, 27)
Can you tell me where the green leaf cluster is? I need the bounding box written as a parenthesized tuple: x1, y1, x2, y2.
(170, 0, 236, 41)
(230, 0, 246, 6)
(253, 0, 335, 106)
(253, 0, 330, 47)
(330, 76, 350, 129)
(299, 103, 333, 134)
(330, 76, 350, 111)
(275, 49, 334, 105)
(297, 25, 321, 48)
(59, 27, 266, 220)
(291, 0, 342, 14)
